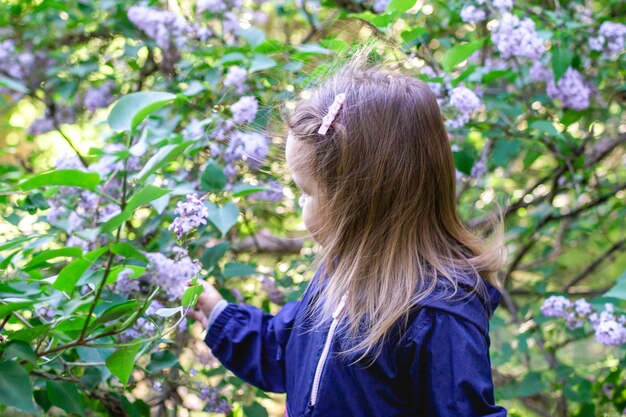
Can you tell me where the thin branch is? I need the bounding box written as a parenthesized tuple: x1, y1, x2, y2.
(564, 237, 626, 290)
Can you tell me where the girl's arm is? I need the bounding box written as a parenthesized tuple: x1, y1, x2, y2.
(188, 280, 301, 393)
(405, 309, 508, 416)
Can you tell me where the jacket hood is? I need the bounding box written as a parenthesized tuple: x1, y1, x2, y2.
(419, 271, 503, 335)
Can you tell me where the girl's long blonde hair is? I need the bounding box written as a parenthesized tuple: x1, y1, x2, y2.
(282, 45, 507, 364)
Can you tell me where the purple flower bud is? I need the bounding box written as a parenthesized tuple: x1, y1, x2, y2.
(168, 193, 209, 239)
(230, 96, 258, 124)
(540, 295, 572, 318)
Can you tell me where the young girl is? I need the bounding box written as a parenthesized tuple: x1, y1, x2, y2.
(188, 49, 508, 417)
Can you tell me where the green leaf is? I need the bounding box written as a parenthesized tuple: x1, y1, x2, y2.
(105, 342, 142, 386)
(294, 43, 331, 55)
(0, 76, 29, 94)
(53, 246, 109, 292)
(223, 262, 257, 278)
(551, 48, 573, 84)
(604, 270, 626, 300)
(181, 284, 203, 308)
(18, 169, 100, 191)
(232, 183, 270, 197)
(207, 202, 239, 237)
(46, 380, 83, 414)
(200, 242, 230, 270)
(386, 0, 416, 14)
(88, 300, 142, 332)
(243, 402, 269, 417)
(515, 372, 546, 397)
(110, 242, 148, 262)
(491, 138, 521, 167)
(249, 54, 277, 73)
(0, 299, 34, 316)
(108, 91, 176, 131)
(101, 185, 172, 233)
(22, 247, 83, 270)
(239, 27, 265, 48)
(132, 142, 193, 185)
(529, 120, 558, 136)
(4, 341, 36, 364)
(201, 161, 227, 192)
(147, 350, 179, 373)
(0, 361, 35, 413)
(401, 27, 427, 44)
(0, 235, 50, 252)
(441, 39, 485, 71)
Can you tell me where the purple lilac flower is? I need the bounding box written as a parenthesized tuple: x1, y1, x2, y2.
(127, 6, 191, 51)
(145, 251, 201, 301)
(574, 298, 593, 315)
(169, 193, 210, 239)
(115, 268, 140, 294)
(223, 66, 247, 94)
(372, 0, 391, 13)
(592, 21, 626, 57)
(230, 96, 258, 124)
(66, 235, 90, 252)
(28, 117, 56, 136)
(529, 61, 552, 83)
(594, 319, 626, 346)
(546, 67, 591, 110)
(183, 118, 209, 141)
(241, 132, 269, 170)
(197, 0, 228, 14)
(460, 5, 486, 24)
(491, 13, 545, 60)
(198, 386, 232, 414)
(37, 305, 57, 321)
(446, 85, 482, 128)
(541, 295, 626, 347)
(222, 12, 240, 38)
(84, 82, 114, 112)
(492, 0, 513, 12)
(249, 180, 284, 201)
(540, 295, 573, 317)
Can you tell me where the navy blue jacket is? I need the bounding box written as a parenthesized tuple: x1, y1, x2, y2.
(205, 267, 507, 417)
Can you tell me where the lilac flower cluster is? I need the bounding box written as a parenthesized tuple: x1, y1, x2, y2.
(491, 13, 545, 60)
(115, 268, 140, 294)
(145, 250, 201, 301)
(223, 66, 248, 94)
(541, 295, 626, 346)
(121, 300, 165, 341)
(492, 0, 514, 12)
(128, 6, 191, 51)
(28, 106, 76, 136)
(370, 0, 391, 13)
(446, 85, 482, 128)
(222, 130, 270, 175)
(198, 385, 232, 414)
(46, 148, 141, 250)
(169, 193, 209, 239)
(589, 21, 626, 58)
(83, 82, 115, 113)
(230, 96, 259, 124)
(545, 67, 591, 110)
(197, 0, 242, 14)
(0, 39, 51, 101)
(460, 5, 486, 24)
(249, 180, 284, 201)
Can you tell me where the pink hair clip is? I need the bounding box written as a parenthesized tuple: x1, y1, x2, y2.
(317, 92, 346, 135)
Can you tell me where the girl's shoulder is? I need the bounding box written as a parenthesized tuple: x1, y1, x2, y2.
(398, 272, 502, 350)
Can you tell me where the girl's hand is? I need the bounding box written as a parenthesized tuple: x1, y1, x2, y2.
(185, 279, 224, 329)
